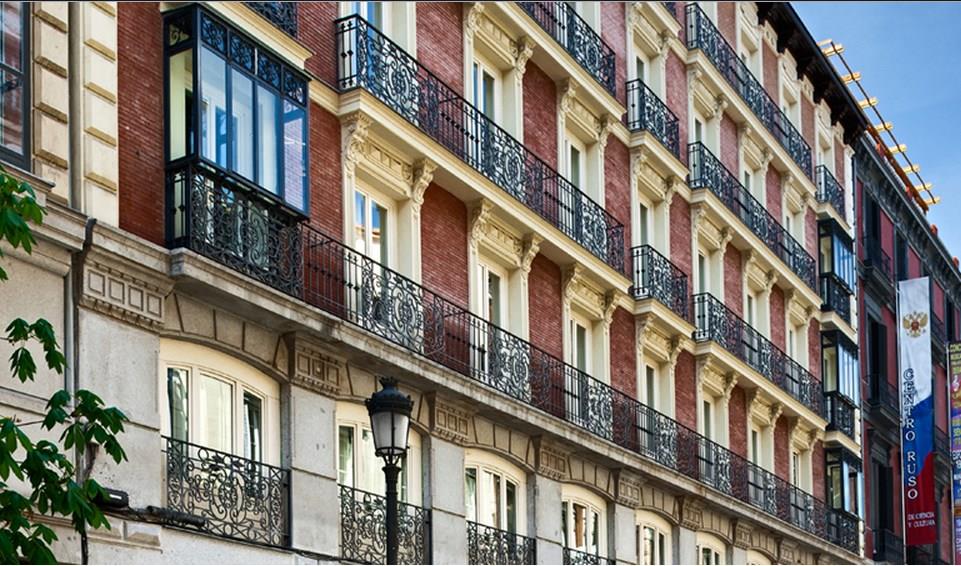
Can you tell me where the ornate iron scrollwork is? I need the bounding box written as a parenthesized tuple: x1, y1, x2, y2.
(467, 521, 536, 565)
(626, 79, 680, 158)
(339, 484, 430, 565)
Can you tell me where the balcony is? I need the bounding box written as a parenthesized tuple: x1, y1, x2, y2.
(820, 274, 852, 324)
(825, 392, 857, 440)
(245, 2, 297, 37)
(936, 426, 949, 460)
(163, 436, 291, 547)
(861, 237, 894, 300)
(826, 510, 861, 558)
(873, 528, 903, 564)
(167, 172, 857, 554)
(626, 79, 680, 158)
(816, 165, 845, 218)
(517, 2, 616, 96)
(693, 293, 824, 417)
(340, 485, 431, 564)
(689, 143, 816, 290)
(335, 15, 625, 274)
(631, 245, 689, 321)
(865, 377, 899, 430)
(563, 548, 612, 565)
(467, 521, 535, 565)
(686, 4, 812, 177)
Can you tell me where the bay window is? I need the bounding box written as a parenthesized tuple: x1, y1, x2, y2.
(164, 6, 309, 213)
(826, 448, 863, 518)
(0, 1, 27, 168)
(822, 331, 859, 404)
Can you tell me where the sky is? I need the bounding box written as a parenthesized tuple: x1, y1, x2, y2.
(792, 2, 961, 260)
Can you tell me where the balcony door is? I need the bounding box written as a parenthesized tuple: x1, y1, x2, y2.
(566, 316, 593, 427)
(474, 262, 523, 393)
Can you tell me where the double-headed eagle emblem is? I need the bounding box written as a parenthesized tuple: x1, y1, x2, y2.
(902, 311, 929, 338)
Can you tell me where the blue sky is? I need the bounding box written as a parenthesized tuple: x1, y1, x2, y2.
(793, 2, 961, 260)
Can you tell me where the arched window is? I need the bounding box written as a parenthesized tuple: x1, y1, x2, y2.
(160, 340, 281, 465)
(746, 549, 773, 565)
(336, 402, 422, 504)
(464, 449, 528, 535)
(561, 485, 608, 557)
(696, 532, 727, 565)
(636, 511, 672, 565)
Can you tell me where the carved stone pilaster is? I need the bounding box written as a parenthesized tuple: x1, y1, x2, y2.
(732, 520, 753, 550)
(428, 394, 472, 445)
(341, 112, 371, 175)
(535, 440, 569, 481)
(410, 158, 437, 215)
(679, 497, 703, 531)
(469, 199, 494, 250)
(290, 336, 344, 396)
(615, 470, 642, 509)
(520, 234, 542, 275)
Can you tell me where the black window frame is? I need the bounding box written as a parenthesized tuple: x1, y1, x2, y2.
(818, 218, 856, 292)
(0, 1, 30, 170)
(895, 231, 909, 282)
(822, 330, 859, 404)
(163, 5, 310, 216)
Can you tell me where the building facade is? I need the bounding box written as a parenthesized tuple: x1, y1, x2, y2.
(856, 134, 958, 564)
(0, 1, 874, 563)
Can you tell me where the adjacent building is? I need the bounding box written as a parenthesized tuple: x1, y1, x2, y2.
(1, 1, 886, 563)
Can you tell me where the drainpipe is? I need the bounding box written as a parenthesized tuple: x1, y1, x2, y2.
(68, 2, 82, 211)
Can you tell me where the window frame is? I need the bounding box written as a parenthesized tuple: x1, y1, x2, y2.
(561, 487, 607, 556)
(636, 512, 672, 565)
(464, 452, 527, 535)
(163, 5, 310, 215)
(0, 1, 29, 169)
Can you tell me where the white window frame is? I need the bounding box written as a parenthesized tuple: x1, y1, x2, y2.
(696, 532, 726, 565)
(636, 511, 672, 565)
(160, 340, 281, 466)
(569, 312, 594, 375)
(561, 485, 608, 556)
(471, 54, 503, 124)
(351, 185, 396, 267)
(565, 134, 588, 192)
(464, 450, 528, 535)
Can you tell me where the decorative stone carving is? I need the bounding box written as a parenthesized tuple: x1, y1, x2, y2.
(429, 394, 472, 445)
(615, 470, 642, 508)
(291, 338, 343, 396)
(83, 261, 166, 330)
(563, 263, 606, 319)
(520, 234, 542, 274)
(513, 36, 535, 75)
(341, 112, 371, 175)
(679, 497, 703, 531)
(411, 158, 436, 207)
(465, 2, 485, 36)
(536, 441, 569, 481)
(469, 199, 495, 250)
(733, 520, 753, 550)
(779, 539, 798, 564)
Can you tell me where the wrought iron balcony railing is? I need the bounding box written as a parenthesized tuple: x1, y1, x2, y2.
(245, 2, 297, 37)
(820, 274, 852, 324)
(936, 426, 949, 458)
(825, 392, 857, 440)
(467, 521, 536, 565)
(933, 313, 946, 346)
(688, 143, 816, 290)
(827, 510, 861, 557)
(862, 237, 894, 283)
(686, 4, 812, 176)
(626, 79, 680, 158)
(167, 173, 858, 553)
(631, 245, 689, 321)
(340, 484, 430, 564)
(693, 293, 823, 416)
(816, 165, 845, 218)
(873, 528, 903, 564)
(563, 548, 612, 565)
(335, 15, 625, 274)
(517, 2, 616, 96)
(663, 2, 678, 18)
(163, 436, 291, 547)
(865, 376, 898, 427)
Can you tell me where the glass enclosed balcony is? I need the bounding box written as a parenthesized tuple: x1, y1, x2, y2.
(818, 220, 855, 323)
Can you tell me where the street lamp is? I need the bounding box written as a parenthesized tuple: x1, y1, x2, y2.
(366, 377, 414, 565)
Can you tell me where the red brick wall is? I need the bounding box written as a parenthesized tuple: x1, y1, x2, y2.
(728, 386, 747, 458)
(880, 207, 895, 258)
(299, 3, 338, 85)
(808, 319, 820, 378)
(883, 307, 898, 387)
(724, 244, 743, 317)
(309, 104, 342, 236)
(118, 3, 164, 245)
(765, 166, 782, 223)
(600, 2, 627, 103)
(666, 51, 689, 165)
(420, 183, 468, 308)
(609, 307, 635, 395)
(834, 141, 846, 187)
(417, 3, 463, 94)
(720, 114, 738, 173)
(801, 98, 815, 155)
(675, 351, 697, 429)
(908, 247, 922, 279)
(774, 418, 789, 481)
(770, 286, 785, 351)
(605, 138, 631, 258)
(763, 43, 778, 100)
(936, 363, 948, 431)
(805, 208, 817, 259)
(812, 440, 825, 500)
(529, 255, 563, 359)
(717, 3, 736, 46)
(670, 193, 692, 277)
(523, 63, 558, 168)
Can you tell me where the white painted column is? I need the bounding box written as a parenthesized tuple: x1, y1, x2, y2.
(428, 437, 468, 564)
(530, 474, 564, 564)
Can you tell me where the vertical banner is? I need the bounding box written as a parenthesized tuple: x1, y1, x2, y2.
(899, 277, 937, 546)
(949, 342, 961, 564)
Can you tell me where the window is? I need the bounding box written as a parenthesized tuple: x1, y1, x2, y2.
(165, 7, 309, 212)
(638, 523, 669, 565)
(750, 427, 760, 465)
(792, 450, 801, 486)
(570, 317, 592, 374)
(0, 1, 27, 167)
(338, 403, 422, 503)
(693, 118, 704, 144)
(350, 1, 384, 29)
(567, 138, 585, 191)
(822, 331, 859, 404)
(479, 262, 507, 327)
(895, 232, 909, 282)
(464, 455, 525, 534)
(472, 58, 500, 123)
(702, 398, 714, 440)
(638, 202, 651, 247)
(698, 545, 723, 565)
(697, 253, 708, 294)
(642, 365, 657, 409)
(161, 340, 280, 464)
(826, 449, 862, 516)
(561, 491, 606, 555)
(353, 189, 391, 265)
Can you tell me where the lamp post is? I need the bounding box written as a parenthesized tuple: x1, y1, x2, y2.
(366, 377, 414, 565)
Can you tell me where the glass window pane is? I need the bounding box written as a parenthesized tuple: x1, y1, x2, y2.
(372, 200, 388, 265)
(282, 100, 307, 210)
(643, 526, 654, 565)
(256, 86, 279, 194)
(200, 47, 228, 167)
(465, 468, 477, 522)
(562, 501, 569, 547)
(639, 204, 649, 246)
(198, 374, 233, 452)
(482, 71, 495, 120)
(243, 392, 262, 461)
(570, 146, 581, 188)
(360, 427, 384, 493)
(338, 425, 354, 486)
(1, 2, 23, 70)
(574, 503, 585, 549)
(488, 272, 501, 326)
(354, 191, 367, 253)
(657, 532, 665, 565)
(231, 70, 254, 179)
(167, 368, 189, 442)
(167, 49, 194, 161)
(575, 325, 587, 372)
(506, 480, 517, 533)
